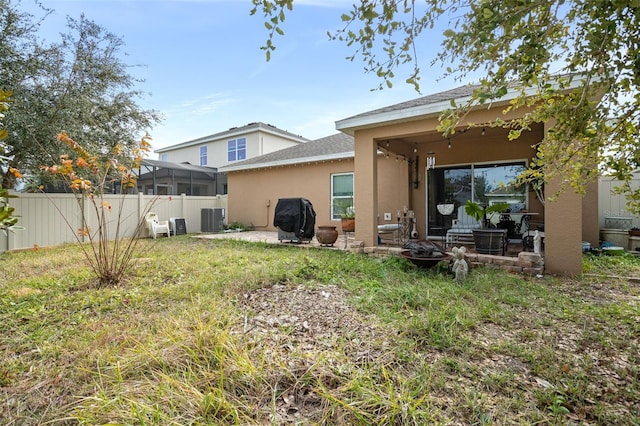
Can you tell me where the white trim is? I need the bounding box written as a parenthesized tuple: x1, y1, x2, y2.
(227, 137, 247, 163)
(219, 151, 354, 173)
(331, 172, 355, 221)
(425, 159, 530, 236)
(199, 145, 207, 166)
(336, 77, 584, 134)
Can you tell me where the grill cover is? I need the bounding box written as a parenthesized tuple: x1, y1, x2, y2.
(273, 198, 316, 239)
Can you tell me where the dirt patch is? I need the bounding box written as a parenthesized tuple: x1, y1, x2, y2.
(234, 283, 395, 424)
(8, 287, 42, 297)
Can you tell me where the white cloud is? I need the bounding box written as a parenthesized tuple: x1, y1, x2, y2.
(169, 93, 236, 118)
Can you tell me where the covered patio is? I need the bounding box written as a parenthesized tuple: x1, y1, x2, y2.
(336, 85, 599, 275)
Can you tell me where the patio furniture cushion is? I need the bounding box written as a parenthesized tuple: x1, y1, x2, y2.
(450, 206, 481, 230)
(445, 206, 482, 247)
(378, 223, 402, 232)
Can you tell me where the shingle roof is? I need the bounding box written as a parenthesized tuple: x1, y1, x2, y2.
(340, 84, 480, 122)
(220, 133, 354, 172)
(155, 122, 309, 153)
(338, 75, 585, 132)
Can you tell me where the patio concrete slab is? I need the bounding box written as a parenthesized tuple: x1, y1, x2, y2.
(195, 230, 353, 250)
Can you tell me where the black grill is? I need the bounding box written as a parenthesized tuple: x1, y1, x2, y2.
(273, 198, 316, 242)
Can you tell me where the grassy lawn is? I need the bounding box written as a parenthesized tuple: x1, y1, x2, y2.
(1, 236, 639, 425)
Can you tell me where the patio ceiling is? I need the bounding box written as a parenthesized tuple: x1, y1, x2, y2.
(377, 125, 519, 157)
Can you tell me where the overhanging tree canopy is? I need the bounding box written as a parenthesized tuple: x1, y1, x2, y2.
(0, 0, 161, 189)
(251, 0, 640, 211)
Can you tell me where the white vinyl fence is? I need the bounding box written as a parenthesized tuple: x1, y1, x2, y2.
(1, 192, 227, 252)
(598, 174, 640, 229)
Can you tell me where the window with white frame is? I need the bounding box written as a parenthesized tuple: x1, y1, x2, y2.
(199, 146, 207, 166)
(160, 154, 168, 162)
(227, 138, 247, 162)
(427, 161, 527, 227)
(331, 173, 354, 220)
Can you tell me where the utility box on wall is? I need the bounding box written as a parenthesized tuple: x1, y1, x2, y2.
(201, 208, 225, 233)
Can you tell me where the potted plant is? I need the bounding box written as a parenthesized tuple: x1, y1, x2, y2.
(465, 200, 510, 255)
(629, 227, 640, 237)
(335, 198, 355, 232)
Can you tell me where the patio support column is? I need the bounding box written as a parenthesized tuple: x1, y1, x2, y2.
(354, 132, 378, 247)
(544, 120, 582, 276)
(545, 176, 582, 275)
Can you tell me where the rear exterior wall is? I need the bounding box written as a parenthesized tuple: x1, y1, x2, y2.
(226, 157, 408, 230)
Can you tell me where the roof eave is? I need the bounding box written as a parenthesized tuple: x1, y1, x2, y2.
(336, 92, 520, 134)
(220, 151, 354, 173)
(155, 125, 308, 153)
(335, 82, 580, 134)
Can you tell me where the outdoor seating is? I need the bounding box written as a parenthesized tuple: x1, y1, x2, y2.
(378, 223, 402, 244)
(145, 212, 171, 238)
(514, 213, 531, 238)
(445, 206, 481, 247)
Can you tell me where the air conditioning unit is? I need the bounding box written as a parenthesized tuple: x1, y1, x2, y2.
(201, 208, 225, 232)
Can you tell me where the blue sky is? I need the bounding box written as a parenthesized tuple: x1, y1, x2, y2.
(22, 0, 463, 153)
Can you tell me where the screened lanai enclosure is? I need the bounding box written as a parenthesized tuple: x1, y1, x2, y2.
(127, 159, 226, 196)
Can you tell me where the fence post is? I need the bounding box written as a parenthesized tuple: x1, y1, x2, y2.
(138, 192, 145, 221)
(82, 193, 86, 243)
(1, 230, 7, 252)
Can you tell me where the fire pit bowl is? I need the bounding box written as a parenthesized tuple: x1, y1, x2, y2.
(400, 250, 451, 268)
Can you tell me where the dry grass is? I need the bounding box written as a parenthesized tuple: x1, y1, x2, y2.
(1, 236, 639, 424)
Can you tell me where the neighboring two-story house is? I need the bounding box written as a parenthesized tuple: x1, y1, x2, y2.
(146, 122, 308, 196)
(155, 122, 308, 169)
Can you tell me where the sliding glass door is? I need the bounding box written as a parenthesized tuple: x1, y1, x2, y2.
(427, 162, 527, 234)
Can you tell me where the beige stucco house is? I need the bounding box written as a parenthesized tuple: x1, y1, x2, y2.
(221, 133, 409, 230)
(155, 122, 308, 169)
(221, 84, 600, 276)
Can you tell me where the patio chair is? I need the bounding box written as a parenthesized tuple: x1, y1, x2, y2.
(514, 213, 531, 237)
(145, 212, 171, 238)
(445, 206, 482, 247)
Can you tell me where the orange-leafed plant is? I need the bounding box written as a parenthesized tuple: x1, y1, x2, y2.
(40, 131, 158, 287)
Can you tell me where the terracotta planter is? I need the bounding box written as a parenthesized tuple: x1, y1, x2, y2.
(316, 225, 339, 246)
(629, 230, 640, 237)
(341, 217, 355, 233)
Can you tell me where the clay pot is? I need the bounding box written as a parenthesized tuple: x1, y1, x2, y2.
(341, 218, 355, 233)
(316, 225, 339, 246)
